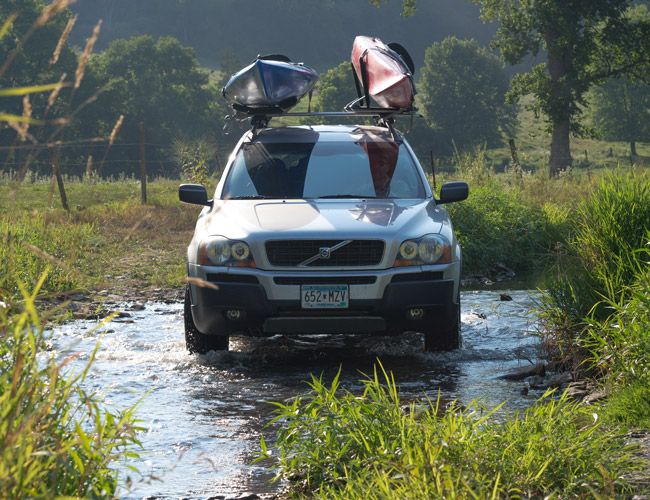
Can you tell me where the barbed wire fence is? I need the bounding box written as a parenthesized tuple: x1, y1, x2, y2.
(0, 135, 228, 178)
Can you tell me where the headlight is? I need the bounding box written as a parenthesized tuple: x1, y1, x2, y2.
(418, 235, 445, 263)
(399, 240, 419, 260)
(395, 234, 451, 266)
(199, 237, 254, 266)
(231, 241, 250, 261)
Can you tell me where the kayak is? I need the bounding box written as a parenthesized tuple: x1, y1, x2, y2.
(223, 55, 318, 113)
(351, 36, 415, 110)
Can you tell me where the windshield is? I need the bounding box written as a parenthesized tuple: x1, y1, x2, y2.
(222, 131, 426, 200)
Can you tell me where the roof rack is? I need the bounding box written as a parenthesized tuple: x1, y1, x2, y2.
(228, 106, 417, 140)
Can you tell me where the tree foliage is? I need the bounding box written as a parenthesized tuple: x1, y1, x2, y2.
(0, 0, 77, 128)
(417, 37, 514, 155)
(0, 0, 76, 91)
(78, 35, 224, 177)
(473, 0, 650, 174)
(589, 78, 650, 157)
(313, 61, 356, 113)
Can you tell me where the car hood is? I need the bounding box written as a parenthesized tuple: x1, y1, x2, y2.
(200, 199, 446, 240)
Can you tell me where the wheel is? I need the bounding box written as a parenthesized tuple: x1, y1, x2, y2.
(184, 285, 229, 353)
(423, 295, 461, 352)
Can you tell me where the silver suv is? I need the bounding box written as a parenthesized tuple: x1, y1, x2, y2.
(179, 124, 468, 353)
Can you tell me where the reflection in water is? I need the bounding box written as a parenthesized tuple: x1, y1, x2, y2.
(50, 290, 539, 498)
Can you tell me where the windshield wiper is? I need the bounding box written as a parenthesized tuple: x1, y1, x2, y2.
(227, 195, 275, 200)
(316, 194, 379, 199)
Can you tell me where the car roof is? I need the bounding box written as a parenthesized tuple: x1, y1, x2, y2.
(245, 124, 400, 144)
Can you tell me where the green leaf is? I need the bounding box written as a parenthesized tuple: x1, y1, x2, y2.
(0, 82, 69, 97)
(0, 14, 17, 40)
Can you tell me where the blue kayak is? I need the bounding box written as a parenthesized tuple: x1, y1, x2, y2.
(222, 55, 318, 113)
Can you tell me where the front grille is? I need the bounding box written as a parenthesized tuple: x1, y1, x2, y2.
(266, 240, 384, 267)
(274, 276, 377, 285)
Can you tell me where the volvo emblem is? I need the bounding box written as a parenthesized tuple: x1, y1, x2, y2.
(298, 240, 353, 267)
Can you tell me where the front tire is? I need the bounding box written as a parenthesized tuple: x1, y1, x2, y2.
(184, 285, 229, 353)
(423, 295, 461, 352)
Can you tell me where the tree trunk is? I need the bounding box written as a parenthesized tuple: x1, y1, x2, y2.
(630, 140, 637, 158)
(549, 119, 572, 176)
(545, 29, 573, 177)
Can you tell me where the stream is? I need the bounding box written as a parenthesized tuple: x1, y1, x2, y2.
(50, 289, 541, 499)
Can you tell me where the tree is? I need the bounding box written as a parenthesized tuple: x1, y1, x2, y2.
(0, 0, 76, 92)
(78, 35, 222, 177)
(313, 61, 356, 113)
(0, 0, 77, 144)
(417, 37, 514, 156)
(589, 78, 650, 158)
(473, 1, 650, 176)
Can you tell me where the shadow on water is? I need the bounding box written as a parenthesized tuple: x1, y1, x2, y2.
(51, 290, 540, 498)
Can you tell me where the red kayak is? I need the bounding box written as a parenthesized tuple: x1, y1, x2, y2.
(351, 36, 415, 110)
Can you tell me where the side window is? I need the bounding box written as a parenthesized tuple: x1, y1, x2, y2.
(223, 155, 258, 197)
(388, 146, 425, 198)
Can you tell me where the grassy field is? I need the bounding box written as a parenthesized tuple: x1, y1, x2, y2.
(0, 178, 202, 306)
(484, 95, 650, 172)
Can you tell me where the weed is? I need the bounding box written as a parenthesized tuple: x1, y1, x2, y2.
(262, 365, 638, 498)
(0, 276, 143, 497)
(447, 181, 557, 275)
(539, 172, 650, 361)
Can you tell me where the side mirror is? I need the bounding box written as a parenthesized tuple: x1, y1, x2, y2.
(179, 184, 211, 206)
(437, 181, 469, 204)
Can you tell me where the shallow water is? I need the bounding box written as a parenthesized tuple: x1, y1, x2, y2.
(50, 290, 541, 498)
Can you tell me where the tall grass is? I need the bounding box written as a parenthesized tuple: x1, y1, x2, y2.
(540, 172, 650, 363)
(0, 212, 99, 303)
(0, 275, 142, 497)
(262, 366, 637, 498)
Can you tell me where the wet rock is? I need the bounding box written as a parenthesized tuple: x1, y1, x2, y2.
(461, 275, 494, 287)
(225, 494, 260, 500)
(116, 311, 132, 318)
(565, 382, 590, 400)
(70, 293, 88, 301)
(528, 375, 547, 389)
(206, 496, 225, 500)
(520, 385, 529, 396)
(499, 293, 513, 301)
(584, 390, 607, 404)
(546, 372, 573, 388)
(66, 302, 81, 312)
(492, 263, 516, 282)
(130, 303, 146, 311)
(499, 362, 546, 381)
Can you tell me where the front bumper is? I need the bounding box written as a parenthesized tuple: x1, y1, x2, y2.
(188, 263, 459, 335)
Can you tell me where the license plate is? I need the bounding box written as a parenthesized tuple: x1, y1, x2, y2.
(301, 285, 349, 309)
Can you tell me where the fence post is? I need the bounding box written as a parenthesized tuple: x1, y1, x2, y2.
(85, 155, 94, 183)
(139, 121, 147, 204)
(51, 147, 69, 212)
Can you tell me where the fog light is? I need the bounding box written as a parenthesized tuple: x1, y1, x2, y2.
(226, 309, 242, 320)
(407, 308, 425, 320)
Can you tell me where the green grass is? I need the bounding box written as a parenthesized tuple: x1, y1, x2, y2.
(485, 95, 650, 172)
(0, 178, 199, 305)
(0, 276, 143, 497)
(261, 366, 639, 498)
(539, 172, 650, 360)
(446, 181, 559, 275)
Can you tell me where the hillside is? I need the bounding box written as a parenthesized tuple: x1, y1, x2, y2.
(69, 0, 495, 71)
